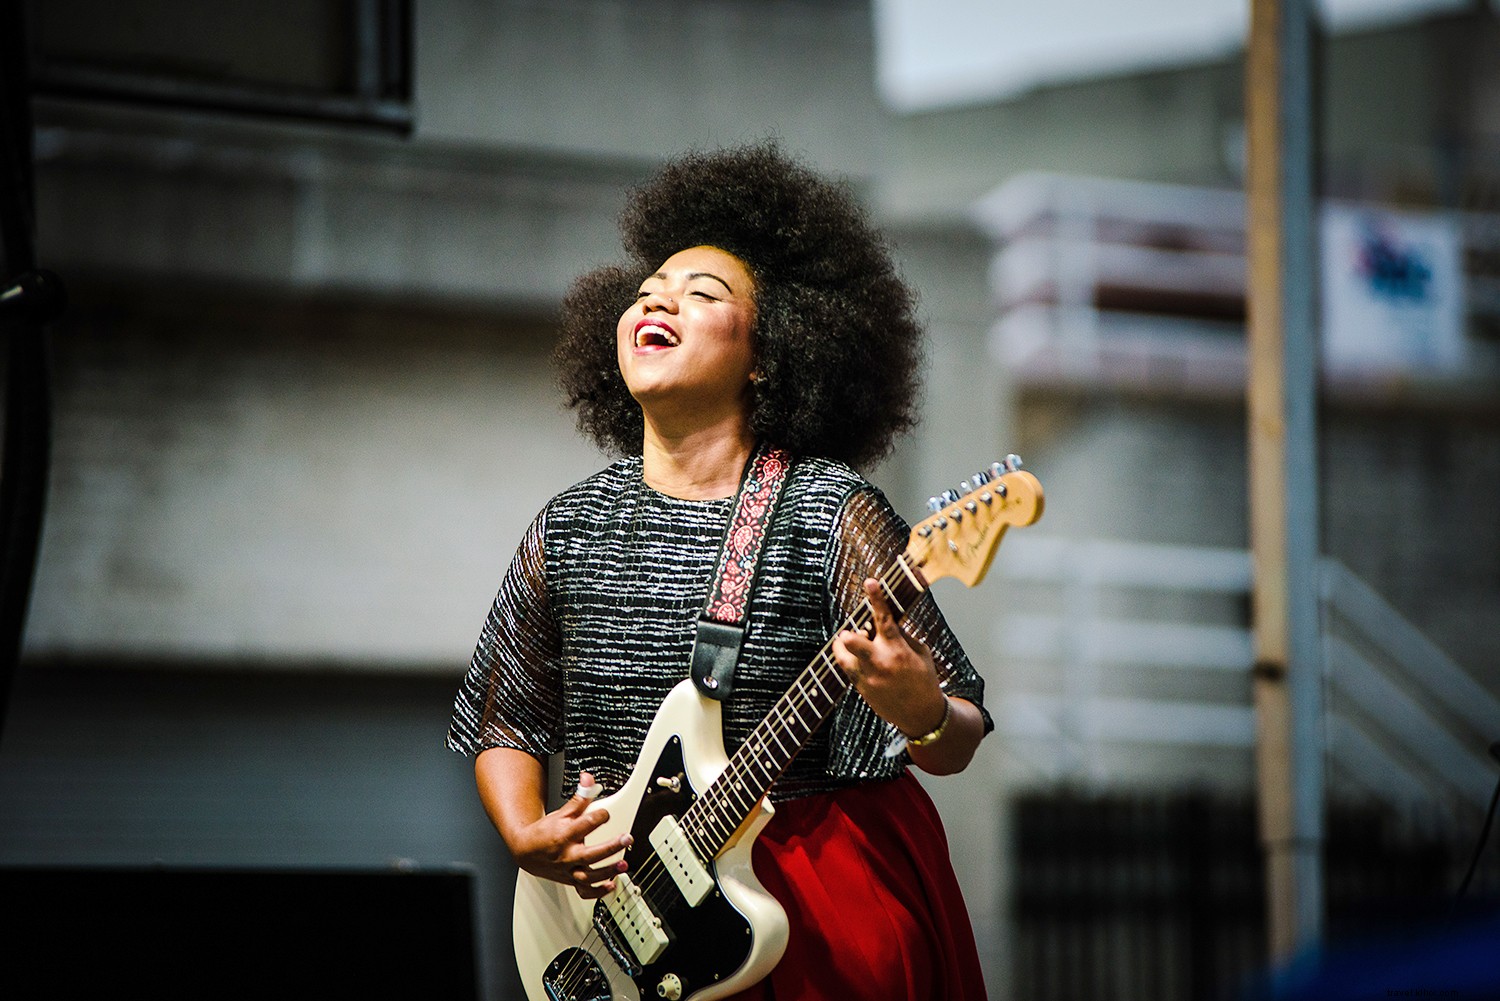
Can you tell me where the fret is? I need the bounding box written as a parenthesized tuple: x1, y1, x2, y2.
(756, 717, 792, 756)
(877, 577, 906, 616)
(810, 655, 837, 698)
(747, 720, 774, 759)
(775, 700, 811, 741)
(764, 706, 797, 747)
(733, 754, 764, 791)
(801, 670, 830, 706)
(783, 692, 810, 730)
(722, 768, 753, 807)
(893, 553, 924, 595)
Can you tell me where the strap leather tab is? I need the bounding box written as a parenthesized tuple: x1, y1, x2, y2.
(690, 617, 745, 700)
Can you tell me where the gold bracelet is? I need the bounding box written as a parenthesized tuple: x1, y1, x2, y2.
(906, 695, 952, 748)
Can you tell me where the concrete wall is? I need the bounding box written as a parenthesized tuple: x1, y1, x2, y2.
(416, 0, 885, 174)
(24, 285, 598, 667)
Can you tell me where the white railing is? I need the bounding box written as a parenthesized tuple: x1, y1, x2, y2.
(992, 537, 1498, 815)
(1321, 562, 1500, 812)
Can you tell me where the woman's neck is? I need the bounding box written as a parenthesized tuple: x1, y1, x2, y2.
(640, 416, 756, 500)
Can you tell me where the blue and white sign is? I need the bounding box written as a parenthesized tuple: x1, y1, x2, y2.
(1320, 204, 1466, 373)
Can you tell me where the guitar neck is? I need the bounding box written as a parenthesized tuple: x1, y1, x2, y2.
(678, 553, 928, 858)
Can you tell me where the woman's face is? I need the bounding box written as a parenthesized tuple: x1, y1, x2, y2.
(616, 245, 758, 425)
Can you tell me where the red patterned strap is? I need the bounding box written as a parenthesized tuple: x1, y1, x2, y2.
(690, 444, 793, 701)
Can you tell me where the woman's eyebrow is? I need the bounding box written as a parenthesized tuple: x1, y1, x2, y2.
(688, 271, 734, 294)
(645, 270, 736, 294)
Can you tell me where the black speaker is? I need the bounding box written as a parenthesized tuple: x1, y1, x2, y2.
(1, 865, 479, 999)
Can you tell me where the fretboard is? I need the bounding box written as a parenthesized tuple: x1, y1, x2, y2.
(677, 551, 928, 857)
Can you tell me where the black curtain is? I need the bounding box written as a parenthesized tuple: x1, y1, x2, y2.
(0, 1, 56, 740)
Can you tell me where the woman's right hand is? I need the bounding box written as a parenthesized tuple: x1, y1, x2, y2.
(507, 772, 633, 899)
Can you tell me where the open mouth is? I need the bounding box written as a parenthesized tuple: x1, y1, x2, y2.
(634, 321, 680, 348)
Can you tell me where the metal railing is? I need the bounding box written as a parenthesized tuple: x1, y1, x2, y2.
(993, 536, 1497, 816)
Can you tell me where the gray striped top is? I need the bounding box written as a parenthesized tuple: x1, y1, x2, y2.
(447, 455, 988, 802)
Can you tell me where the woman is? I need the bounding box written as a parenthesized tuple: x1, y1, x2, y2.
(449, 141, 990, 999)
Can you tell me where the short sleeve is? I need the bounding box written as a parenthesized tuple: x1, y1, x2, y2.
(827, 486, 993, 732)
(447, 508, 566, 756)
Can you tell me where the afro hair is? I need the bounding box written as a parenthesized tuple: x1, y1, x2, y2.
(554, 140, 923, 469)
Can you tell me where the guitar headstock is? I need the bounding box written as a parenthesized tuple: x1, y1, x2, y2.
(907, 456, 1044, 588)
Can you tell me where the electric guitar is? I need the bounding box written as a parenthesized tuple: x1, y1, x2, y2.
(514, 459, 1044, 1001)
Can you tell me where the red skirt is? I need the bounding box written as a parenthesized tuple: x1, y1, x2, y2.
(723, 770, 988, 1001)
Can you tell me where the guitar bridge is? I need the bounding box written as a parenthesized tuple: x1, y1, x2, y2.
(591, 901, 643, 978)
(541, 947, 610, 1001)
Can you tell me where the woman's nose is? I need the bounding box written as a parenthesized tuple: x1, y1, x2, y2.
(641, 288, 677, 312)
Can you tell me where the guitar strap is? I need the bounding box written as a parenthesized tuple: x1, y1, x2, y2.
(689, 443, 793, 701)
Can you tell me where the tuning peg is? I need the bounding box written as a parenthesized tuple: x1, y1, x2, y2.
(972, 470, 991, 486)
(1004, 454, 1023, 472)
(958, 479, 973, 494)
(941, 489, 961, 505)
(927, 497, 944, 513)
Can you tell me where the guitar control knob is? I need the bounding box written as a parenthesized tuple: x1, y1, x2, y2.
(658, 973, 684, 999)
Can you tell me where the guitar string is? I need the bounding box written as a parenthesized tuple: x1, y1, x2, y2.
(550, 545, 931, 996)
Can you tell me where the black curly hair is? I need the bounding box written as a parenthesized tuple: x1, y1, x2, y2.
(554, 140, 923, 469)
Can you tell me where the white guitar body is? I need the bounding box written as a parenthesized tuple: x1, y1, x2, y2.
(514, 679, 790, 1001)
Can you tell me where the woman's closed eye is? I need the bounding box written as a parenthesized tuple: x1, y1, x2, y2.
(635, 288, 720, 302)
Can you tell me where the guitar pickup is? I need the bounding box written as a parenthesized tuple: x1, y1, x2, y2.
(649, 815, 713, 907)
(602, 872, 669, 967)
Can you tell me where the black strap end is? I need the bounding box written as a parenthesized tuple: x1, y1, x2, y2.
(690, 617, 744, 701)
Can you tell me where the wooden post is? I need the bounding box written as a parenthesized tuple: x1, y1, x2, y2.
(1245, 0, 1325, 965)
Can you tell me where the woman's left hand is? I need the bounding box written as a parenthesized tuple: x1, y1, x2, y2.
(831, 577, 949, 740)
(832, 577, 985, 774)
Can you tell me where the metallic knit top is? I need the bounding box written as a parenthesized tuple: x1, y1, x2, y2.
(447, 455, 990, 802)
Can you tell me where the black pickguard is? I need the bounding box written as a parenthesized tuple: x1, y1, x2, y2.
(599, 736, 755, 999)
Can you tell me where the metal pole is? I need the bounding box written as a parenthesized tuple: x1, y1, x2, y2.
(1245, 0, 1325, 966)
